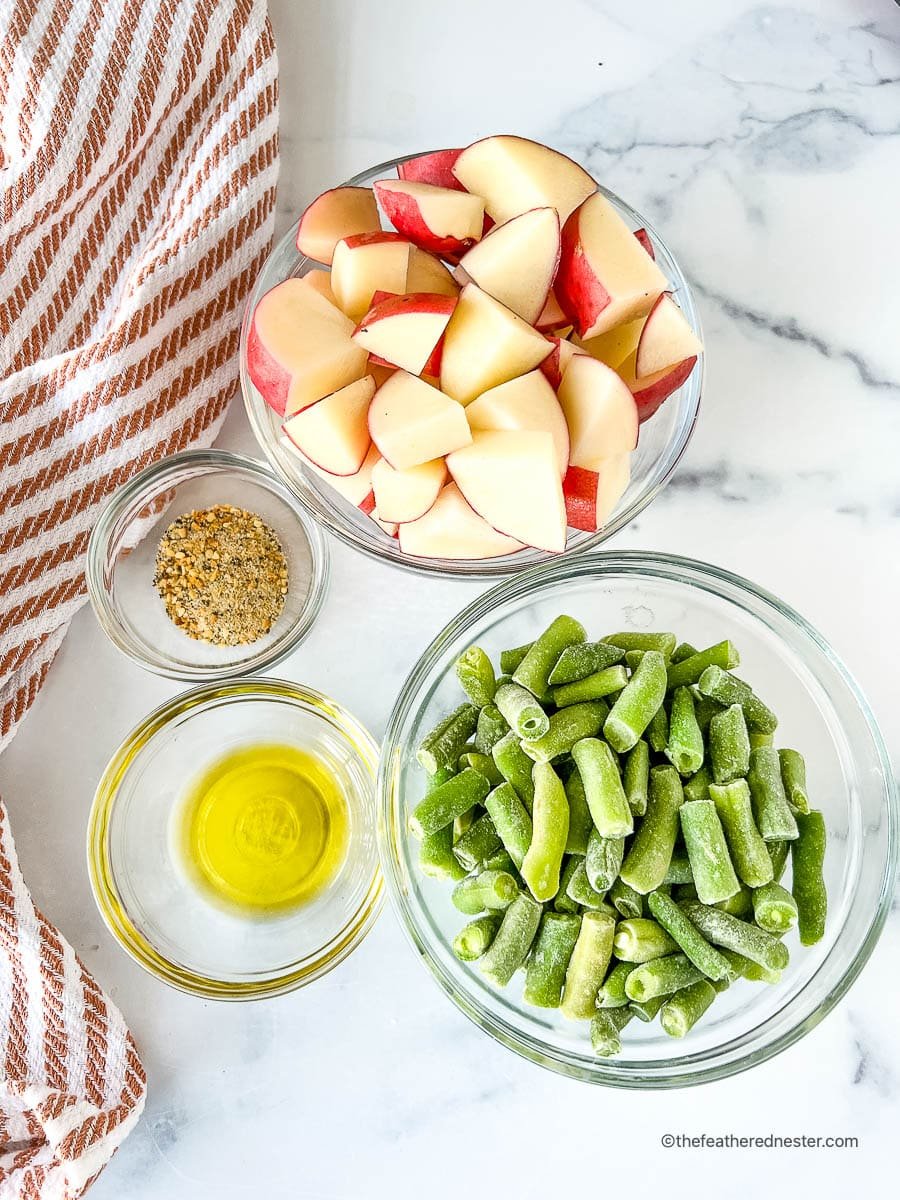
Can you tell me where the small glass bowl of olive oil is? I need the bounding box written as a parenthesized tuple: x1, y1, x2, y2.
(88, 679, 382, 999)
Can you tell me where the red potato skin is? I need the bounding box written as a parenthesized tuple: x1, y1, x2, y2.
(398, 149, 465, 191)
(562, 465, 599, 532)
(374, 183, 480, 260)
(354, 292, 457, 376)
(633, 227, 655, 260)
(341, 231, 410, 250)
(359, 491, 376, 515)
(632, 355, 698, 423)
(555, 206, 612, 339)
(539, 337, 566, 390)
(247, 320, 289, 417)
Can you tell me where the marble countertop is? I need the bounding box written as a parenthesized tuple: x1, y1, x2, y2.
(2, 0, 898, 1194)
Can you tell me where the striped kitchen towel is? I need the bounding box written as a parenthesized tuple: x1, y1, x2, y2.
(1, 0, 279, 1194)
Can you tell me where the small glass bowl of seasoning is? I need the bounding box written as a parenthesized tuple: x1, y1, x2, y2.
(87, 678, 383, 998)
(86, 449, 329, 680)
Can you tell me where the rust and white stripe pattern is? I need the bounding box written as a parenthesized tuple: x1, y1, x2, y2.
(0, 0, 278, 1193)
(0, 0, 279, 753)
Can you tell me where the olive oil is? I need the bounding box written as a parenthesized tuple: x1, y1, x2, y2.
(175, 744, 348, 916)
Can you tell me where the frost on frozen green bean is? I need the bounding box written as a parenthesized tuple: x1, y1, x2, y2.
(458, 751, 503, 786)
(647, 890, 734, 983)
(572, 737, 633, 838)
(551, 665, 628, 708)
(624, 953, 704, 1002)
(748, 746, 798, 842)
(451, 869, 519, 915)
(524, 912, 582, 1008)
(709, 704, 751, 785)
(596, 960, 637, 1008)
(779, 749, 811, 815)
(453, 811, 502, 872)
(678, 799, 740, 905)
(561, 910, 616, 1020)
(660, 979, 717, 1038)
(417, 703, 479, 775)
(484, 782, 533, 869)
(566, 858, 608, 909)
(666, 641, 740, 690)
(453, 915, 501, 961)
(612, 918, 679, 963)
(419, 824, 467, 881)
(665, 686, 705, 776)
(620, 765, 683, 895)
(680, 902, 789, 972)
(645, 702, 669, 754)
(492, 730, 536, 810)
(475, 704, 510, 756)
(605, 631, 677, 660)
(768, 839, 790, 884)
(585, 828, 625, 894)
(710, 780, 773, 888)
(672, 642, 699, 664)
(624, 739, 650, 817)
(495, 681, 551, 741)
(604, 651, 668, 753)
(548, 640, 624, 685)
(410, 768, 491, 838)
(520, 762, 569, 902)
(609, 877, 643, 920)
(752, 881, 799, 935)
(500, 642, 534, 676)
(521, 701, 607, 763)
(696, 666, 778, 734)
(683, 764, 712, 803)
(693, 695, 722, 735)
(455, 645, 496, 708)
(554, 854, 582, 913)
(663, 850, 694, 886)
(591, 1007, 633, 1057)
(513, 615, 586, 701)
(719, 947, 783, 985)
(791, 810, 827, 946)
(480, 892, 543, 986)
(564, 767, 593, 855)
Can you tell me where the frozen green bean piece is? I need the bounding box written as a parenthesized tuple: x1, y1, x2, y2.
(513, 615, 587, 701)
(596, 960, 637, 1008)
(768, 839, 790, 884)
(752, 881, 799, 935)
(521, 702, 607, 763)
(564, 767, 593, 854)
(561, 910, 616, 1019)
(624, 740, 650, 817)
(647, 891, 734, 982)
(524, 912, 582, 1008)
(660, 979, 716, 1038)
(710, 779, 773, 888)
(419, 824, 467, 880)
(455, 645, 496, 707)
(500, 642, 534, 675)
(458, 751, 503, 786)
(613, 917, 678, 963)
(719, 948, 783, 985)
(495, 681, 550, 741)
(484, 782, 533, 869)
(417, 703, 478, 775)
(492, 730, 536, 810)
(485, 848, 516, 873)
(791, 810, 827, 946)
(624, 649, 644, 674)
(663, 850, 694, 886)
(479, 892, 543, 986)
(548, 640, 625, 685)
(410, 768, 490, 838)
(551, 665, 628, 708)
(678, 799, 740, 905)
(674, 882, 698, 902)
(566, 858, 608, 909)
(646, 702, 669, 753)
(605, 631, 677, 660)
(554, 854, 582, 913)
(672, 642, 699, 664)
(453, 915, 501, 961)
(748, 747, 798, 841)
(591, 1007, 633, 1057)
(625, 953, 704, 1002)
(683, 764, 713, 802)
(665, 686, 705, 776)
(521, 762, 569, 902)
(666, 641, 740, 690)
(586, 829, 626, 894)
(620, 765, 684, 894)
(453, 812, 502, 872)
(604, 651, 668, 753)
(749, 730, 774, 749)
(453, 807, 476, 840)
(609, 877, 643, 920)
(714, 884, 752, 917)
(696, 666, 778, 734)
(709, 704, 751, 785)
(629, 994, 664, 1023)
(572, 738, 633, 838)
(679, 902, 789, 972)
(451, 869, 519, 915)
(475, 704, 510, 756)
(693, 695, 722, 734)
(779, 749, 811, 815)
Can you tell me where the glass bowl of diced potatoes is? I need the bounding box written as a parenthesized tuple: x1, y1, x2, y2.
(376, 551, 897, 1085)
(241, 138, 703, 577)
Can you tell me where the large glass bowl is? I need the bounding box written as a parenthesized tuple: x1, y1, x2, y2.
(377, 552, 897, 1086)
(241, 152, 703, 578)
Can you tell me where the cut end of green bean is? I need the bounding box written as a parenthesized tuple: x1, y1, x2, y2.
(452, 915, 500, 961)
(590, 1007, 633, 1056)
(660, 979, 717, 1038)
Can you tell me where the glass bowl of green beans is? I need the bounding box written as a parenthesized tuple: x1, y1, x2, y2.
(377, 551, 897, 1086)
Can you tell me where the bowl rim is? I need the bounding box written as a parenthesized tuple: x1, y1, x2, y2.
(376, 549, 899, 1087)
(85, 448, 331, 681)
(240, 149, 704, 579)
(87, 676, 384, 1000)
